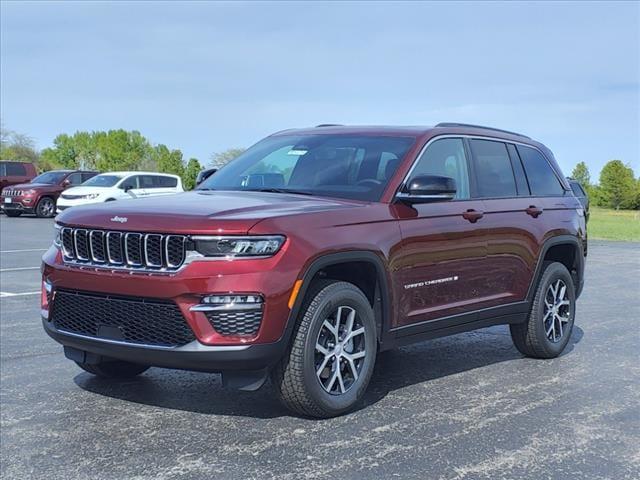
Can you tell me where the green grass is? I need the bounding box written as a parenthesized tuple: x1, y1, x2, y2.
(589, 207, 640, 242)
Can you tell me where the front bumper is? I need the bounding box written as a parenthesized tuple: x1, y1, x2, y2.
(1, 196, 36, 213)
(42, 318, 288, 372)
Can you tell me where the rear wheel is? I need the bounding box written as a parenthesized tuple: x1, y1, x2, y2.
(35, 196, 56, 218)
(271, 280, 377, 418)
(76, 359, 149, 378)
(510, 261, 576, 358)
(4, 210, 21, 217)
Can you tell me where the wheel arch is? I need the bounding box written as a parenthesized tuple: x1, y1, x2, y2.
(285, 251, 392, 345)
(527, 235, 585, 301)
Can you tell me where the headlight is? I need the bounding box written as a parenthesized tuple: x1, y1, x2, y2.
(53, 223, 62, 248)
(186, 235, 285, 260)
(24, 189, 36, 196)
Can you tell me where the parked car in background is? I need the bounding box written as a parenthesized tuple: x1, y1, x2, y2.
(0, 161, 37, 190)
(56, 171, 183, 213)
(43, 123, 586, 418)
(567, 178, 590, 222)
(195, 167, 217, 186)
(1, 169, 97, 218)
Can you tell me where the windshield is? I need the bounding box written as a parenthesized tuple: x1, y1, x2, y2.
(82, 174, 122, 188)
(31, 171, 67, 184)
(198, 134, 415, 201)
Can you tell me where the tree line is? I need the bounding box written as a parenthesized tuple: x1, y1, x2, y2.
(1, 124, 244, 190)
(571, 160, 639, 210)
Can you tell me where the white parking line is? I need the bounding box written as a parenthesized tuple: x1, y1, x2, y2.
(0, 267, 41, 272)
(0, 291, 40, 297)
(0, 248, 48, 253)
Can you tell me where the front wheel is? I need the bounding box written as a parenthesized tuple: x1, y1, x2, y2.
(510, 262, 576, 358)
(35, 197, 56, 218)
(271, 280, 377, 418)
(76, 359, 149, 378)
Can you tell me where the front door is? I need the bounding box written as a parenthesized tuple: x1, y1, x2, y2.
(392, 137, 494, 330)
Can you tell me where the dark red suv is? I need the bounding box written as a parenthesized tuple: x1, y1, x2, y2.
(42, 124, 586, 417)
(1, 169, 97, 217)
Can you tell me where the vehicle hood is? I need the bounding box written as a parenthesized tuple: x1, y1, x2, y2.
(3, 182, 61, 192)
(56, 190, 367, 234)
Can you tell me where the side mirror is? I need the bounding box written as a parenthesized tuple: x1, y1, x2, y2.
(397, 175, 456, 204)
(62, 179, 71, 188)
(123, 185, 132, 192)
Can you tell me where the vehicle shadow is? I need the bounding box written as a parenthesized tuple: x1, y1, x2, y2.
(74, 325, 584, 419)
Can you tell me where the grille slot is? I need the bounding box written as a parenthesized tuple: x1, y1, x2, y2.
(60, 227, 186, 272)
(205, 310, 263, 336)
(51, 289, 196, 347)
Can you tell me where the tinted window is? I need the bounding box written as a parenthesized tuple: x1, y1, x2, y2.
(470, 139, 517, 198)
(154, 176, 178, 187)
(138, 175, 155, 189)
(81, 172, 97, 182)
(517, 145, 564, 196)
(507, 144, 530, 196)
(570, 182, 585, 197)
(119, 176, 139, 190)
(31, 171, 68, 184)
(6, 162, 26, 176)
(0, 163, 5, 176)
(66, 173, 84, 185)
(200, 135, 415, 201)
(409, 138, 470, 199)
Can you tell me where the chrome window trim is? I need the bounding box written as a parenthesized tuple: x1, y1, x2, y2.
(395, 133, 568, 200)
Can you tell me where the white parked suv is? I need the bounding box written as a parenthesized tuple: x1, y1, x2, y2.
(56, 171, 183, 213)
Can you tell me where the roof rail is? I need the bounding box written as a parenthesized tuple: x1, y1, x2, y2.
(435, 122, 530, 139)
(315, 123, 343, 128)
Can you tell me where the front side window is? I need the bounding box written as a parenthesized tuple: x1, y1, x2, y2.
(31, 171, 68, 184)
(408, 138, 470, 199)
(518, 145, 565, 196)
(199, 134, 416, 201)
(470, 139, 517, 198)
(66, 173, 84, 185)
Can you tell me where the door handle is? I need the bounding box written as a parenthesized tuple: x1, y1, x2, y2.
(462, 209, 484, 223)
(526, 205, 543, 218)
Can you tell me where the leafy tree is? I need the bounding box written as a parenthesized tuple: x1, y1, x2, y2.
(0, 123, 40, 164)
(599, 160, 636, 210)
(571, 162, 591, 188)
(153, 144, 184, 178)
(183, 158, 202, 190)
(211, 148, 245, 169)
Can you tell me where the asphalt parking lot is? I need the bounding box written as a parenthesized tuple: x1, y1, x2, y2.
(0, 215, 638, 480)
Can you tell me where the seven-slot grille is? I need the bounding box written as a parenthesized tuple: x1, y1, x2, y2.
(61, 227, 186, 271)
(3, 189, 24, 197)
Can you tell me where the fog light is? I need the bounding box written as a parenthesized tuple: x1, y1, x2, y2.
(190, 294, 263, 312)
(203, 294, 262, 305)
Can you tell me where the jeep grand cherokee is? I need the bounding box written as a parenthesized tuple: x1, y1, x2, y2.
(42, 123, 586, 417)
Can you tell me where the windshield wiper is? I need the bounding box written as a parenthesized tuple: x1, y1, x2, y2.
(245, 188, 313, 196)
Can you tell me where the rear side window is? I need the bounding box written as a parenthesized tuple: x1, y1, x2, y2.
(154, 176, 178, 188)
(517, 145, 565, 196)
(6, 162, 26, 176)
(469, 139, 517, 198)
(570, 182, 585, 197)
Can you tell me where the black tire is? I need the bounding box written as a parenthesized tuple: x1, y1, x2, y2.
(510, 261, 576, 359)
(35, 196, 56, 218)
(271, 280, 377, 418)
(76, 359, 149, 379)
(4, 210, 21, 217)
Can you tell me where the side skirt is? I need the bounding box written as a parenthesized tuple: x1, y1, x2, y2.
(380, 301, 529, 350)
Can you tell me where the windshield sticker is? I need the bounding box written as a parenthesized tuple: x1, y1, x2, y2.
(287, 149, 308, 156)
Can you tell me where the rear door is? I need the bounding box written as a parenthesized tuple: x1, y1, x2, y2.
(393, 137, 492, 329)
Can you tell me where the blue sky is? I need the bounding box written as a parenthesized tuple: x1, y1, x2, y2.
(1, 1, 638, 178)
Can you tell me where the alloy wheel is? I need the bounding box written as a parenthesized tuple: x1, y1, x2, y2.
(314, 305, 366, 395)
(543, 279, 571, 343)
(38, 198, 55, 217)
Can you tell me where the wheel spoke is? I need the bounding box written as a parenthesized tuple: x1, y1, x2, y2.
(558, 284, 567, 303)
(345, 356, 359, 381)
(344, 308, 356, 338)
(322, 319, 339, 341)
(316, 355, 331, 376)
(555, 314, 563, 337)
(337, 368, 346, 393)
(315, 343, 330, 356)
(326, 367, 339, 392)
(345, 327, 365, 343)
(558, 300, 570, 307)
